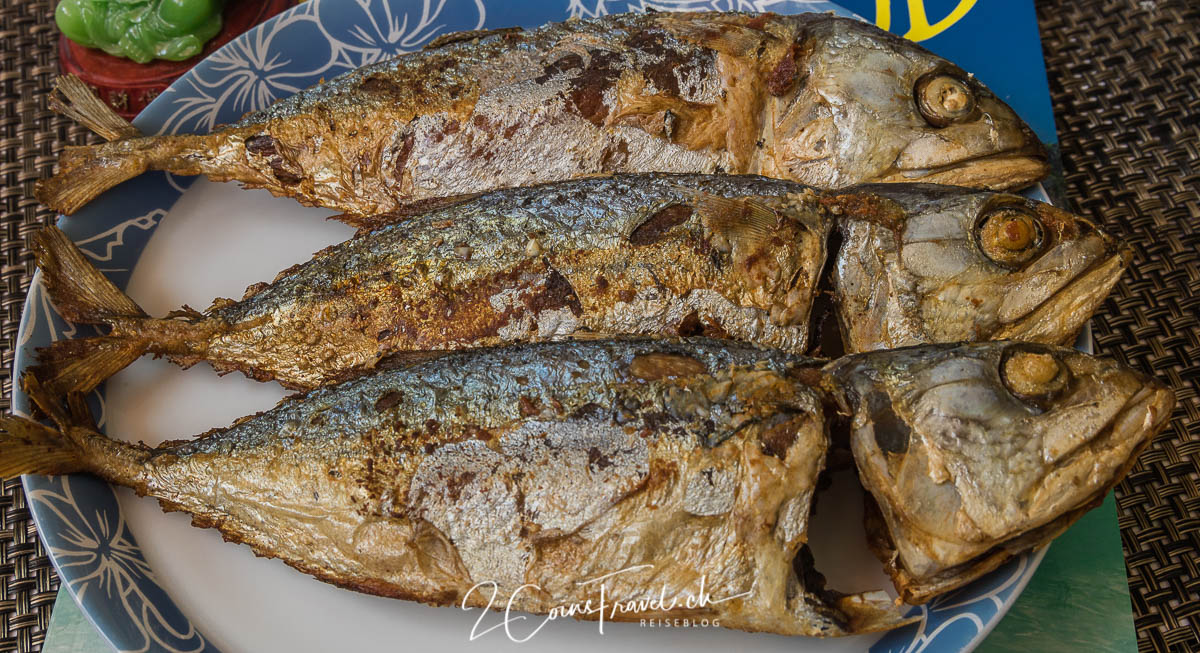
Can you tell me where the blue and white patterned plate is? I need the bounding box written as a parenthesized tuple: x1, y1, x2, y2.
(15, 1, 1050, 651)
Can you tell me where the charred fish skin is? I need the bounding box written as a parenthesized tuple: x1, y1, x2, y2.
(8, 338, 909, 637)
(1, 340, 1170, 625)
(31, 177, 1132, 398)
(31, 174, 831, 394)
(36, 11, 1048, 216)
(827, 184, 1131, 352)
(826, 341, 1174, 604)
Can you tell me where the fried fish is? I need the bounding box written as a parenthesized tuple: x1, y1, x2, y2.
(36, 12, 1048, 217)
(0, 338, 1170, 633)
(29, 176, 1126, 397)
(4, 338, 907, 636)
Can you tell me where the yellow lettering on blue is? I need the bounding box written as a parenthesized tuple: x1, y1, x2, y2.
(874, 0, 979, 42)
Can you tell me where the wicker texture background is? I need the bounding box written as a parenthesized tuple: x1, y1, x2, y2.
(1, 1, 92, 651)
(1037, 1, 1200, 651)
(0, 0, 1196, 651)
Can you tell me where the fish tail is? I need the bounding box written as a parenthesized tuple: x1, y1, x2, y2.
(34, 142, 155, 215)
(0, 413, 86, 478)
(2, 372, 93, 478)
(29, 226, 151, 396)
(35, 76, 158, 214)
(47, 75, 143, 142)
(1, 375, 148, 481)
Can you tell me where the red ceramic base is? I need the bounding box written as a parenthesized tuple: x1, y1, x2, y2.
(58, 0, 295, 119)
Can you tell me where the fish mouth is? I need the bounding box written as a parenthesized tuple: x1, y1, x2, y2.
(993, 244, 1132, 344)
(1106, 383, 1175, 457)
(882, 146, 1051, 191)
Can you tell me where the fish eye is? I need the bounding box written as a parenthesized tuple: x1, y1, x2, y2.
(976, 206, 1044, 267)
(1001, 348, 1069, 402)
(915, 72, 977, 127)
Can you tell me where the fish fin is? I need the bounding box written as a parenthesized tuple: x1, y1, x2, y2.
(34, 144, 149, 215)
(334, 192, 486, 234)
(48, 75, 143, 142)
(164, 306, 206, 320)
(424, 26, 523, 50)
(29, 336, 149, 398)
(32, 227, 147, 323)
(834, 591, 921, 634)
(20, 372, 72, 428)
(657, 15, 774, 57)
(29, 226, 155, 396)
(683, 189, 782, 248)
(0, 414, 83, 479)
(372, 350, 454, 372)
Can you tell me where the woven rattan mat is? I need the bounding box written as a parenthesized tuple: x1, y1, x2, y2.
(0, 0, 1196, 651)
(1037, 1, 1200, 650)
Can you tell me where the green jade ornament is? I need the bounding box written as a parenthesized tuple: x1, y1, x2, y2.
(55, 0, 225, 64)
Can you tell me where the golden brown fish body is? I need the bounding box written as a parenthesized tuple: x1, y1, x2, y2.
(1, 339, 1170, 630)
(30, 176, 1127, 399)
(4, 338, 911, 637)
(37, 12, 1048, 217)
(32, 175, 828, 393)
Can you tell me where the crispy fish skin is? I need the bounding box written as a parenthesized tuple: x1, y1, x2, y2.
(827, 341, 1175, 603)
(30, 176, 1129, 398)
(35, 11, 1048, 216)
(827, 184, 1131, 351)
(30, 175, 829, 394)
(4, 338, 912, 637)
(1, 339, 1169, 621)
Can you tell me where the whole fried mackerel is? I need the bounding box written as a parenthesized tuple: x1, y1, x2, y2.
(5, 338, 907, 636)
(1, 338, 1171, 632)
(36, 11, 1047, 217)
(31, 175, 1127, 396)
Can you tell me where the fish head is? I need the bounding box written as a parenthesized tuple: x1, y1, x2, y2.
(829, 185, 1130, 351)
(774, 17, 1048, 190)
(829, 342, 1173, 600)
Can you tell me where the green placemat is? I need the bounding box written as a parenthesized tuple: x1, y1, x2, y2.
(979, 494, 1136, 653)
(40, 592, 97, 653)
